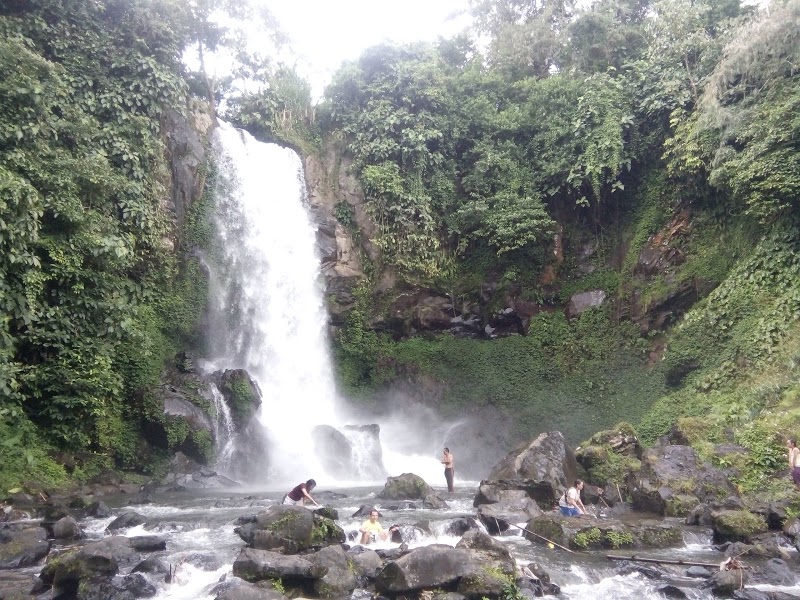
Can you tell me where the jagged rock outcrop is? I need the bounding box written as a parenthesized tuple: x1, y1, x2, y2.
(485, 432, 579, 506)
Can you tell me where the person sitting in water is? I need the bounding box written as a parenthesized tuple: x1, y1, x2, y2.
(359, 509, 399, 544)
(282, 479, 319, 506)
(558, 479, 587, 517)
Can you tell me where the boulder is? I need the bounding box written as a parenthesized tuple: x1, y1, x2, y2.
(0, 525, 50, 569)
(378, 473, 434, 500)
(707, 569, 748, 596)
(311, 425, 356, 479)
(129, 536, 167, 552)
(86, 501, 112, 518)
(750, 558, 797, 586)
(52, 516, 81, 540)
(625, 444, 736, 516)
(486, 432, 578, 506)
(523, 515, 683, 551)
(476, 495, 543, 534)
(75, 576, 136, 600)
(106, 512, 147, 531)
(307, 544, 358, 598)
(347, 547, 383, 580)
(0, 571, 38, 598)
(712, 510, 768, 543)
(375, 533, 515, 599)
(213, 577, 288, 600)
(236, 505, 343, 553)
(232, 548, 326, 583)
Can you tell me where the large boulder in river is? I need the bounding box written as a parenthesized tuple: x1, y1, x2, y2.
(232, 548, 326, 583)
(486, 432, 578, 506)
(575, 422, 643, 487)
(625, 443, 736, 516)
(376, 533, 516, 599)
(236, 505, 344, 553)
(473, 483, 544, 533)
(378, 473, 434, 500)
(307, 544, 359, 598)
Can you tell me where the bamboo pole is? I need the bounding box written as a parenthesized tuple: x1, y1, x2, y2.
(493, 517, 576, 554)
(606, 554, 721, 568)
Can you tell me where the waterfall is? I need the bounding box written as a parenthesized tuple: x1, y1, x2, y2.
(207, 122, 338, 484)
(209, 384, 237, 472)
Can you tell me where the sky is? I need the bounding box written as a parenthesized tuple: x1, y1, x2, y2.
(263, 0, 474, 98)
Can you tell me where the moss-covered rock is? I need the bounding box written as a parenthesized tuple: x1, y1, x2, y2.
(216, 369, 261, 430)
(378, 473, 434, 500)
(524, 515, 683, 550)
(712, 510, 768, 543)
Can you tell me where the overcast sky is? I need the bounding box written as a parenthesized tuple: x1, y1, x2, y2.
(264, 0, 473, 97)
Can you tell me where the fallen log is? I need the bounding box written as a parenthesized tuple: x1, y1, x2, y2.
(606, 554, 721, 568)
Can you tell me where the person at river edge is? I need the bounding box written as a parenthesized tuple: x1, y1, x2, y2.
(442, 447, 454, 493)
(359, 509, 399, 544)
(282, 479, 319, 506)
(559, 479, 587, 516)
(788, 439, 800, 487)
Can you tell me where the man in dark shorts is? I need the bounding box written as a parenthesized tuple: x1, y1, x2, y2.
(788, 439, 800, 487)
(282, 479, 319, 506)
(442, 448, 454, 493)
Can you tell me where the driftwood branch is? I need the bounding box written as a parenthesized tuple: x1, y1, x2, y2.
(606, 554, 720, 568)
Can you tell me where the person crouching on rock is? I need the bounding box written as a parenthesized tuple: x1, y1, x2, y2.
(282, 479, 319, 507)
(359, 509, 398, 544)
(558, 479, 587, 516)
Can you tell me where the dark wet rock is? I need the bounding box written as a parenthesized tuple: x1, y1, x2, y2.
(378, 473, 434, 500)
(53, 516, 81, 540)
(445, 517, 482, 537)
(129, 536, 167, 552)
(313, 507, 339, 521)
(486, 432, 579, 507)
(686, 566, 713, 578)
(232, 548, 326, 582)
(107, 512, 147, 531)
(351, 505, 375, 519)
(524, 515, 683, 550)
(347, 547, 383, 580)
(86, 501, 112, 518)
(722, 540, 787, 560)
(733, 590, 800, 600)
(39, 542, 123, 594)
(750, 558, 797, 586)
(712, 510, 768, 543)
(382, 502, 418, 511)
(616, 563, 665, 579)
(625, 444, 736, 516)
(76, 576, 136, 600)
(308, 544, 358, 598)
(657, 584, 688, 599)
(235, 514, 258, 526)
(131, 557, 170, 576)
(0, 525, 50, 569)
(129, 492, 153, 505)
(783, 517, 800, 538)
(213, 576, 289, 600)
(122, 572, 157, 597)
(706, 568, 748, 596)
(314, 491, 348, 502)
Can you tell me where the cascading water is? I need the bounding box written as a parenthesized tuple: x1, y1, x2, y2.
(206, 122, 338, 483)
(209, 384, 237, 472)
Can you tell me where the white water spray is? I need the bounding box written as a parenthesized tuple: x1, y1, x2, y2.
(208, 122, 337, 483)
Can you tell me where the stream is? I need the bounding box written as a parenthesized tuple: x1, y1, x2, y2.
(68, 483, 800, 600)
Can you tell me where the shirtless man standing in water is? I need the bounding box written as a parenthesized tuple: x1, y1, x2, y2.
(442, 448, 455, 493)
(788, 439, 800, 488)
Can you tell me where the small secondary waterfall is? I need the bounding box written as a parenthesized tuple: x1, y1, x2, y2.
(207, 122, 338, 483)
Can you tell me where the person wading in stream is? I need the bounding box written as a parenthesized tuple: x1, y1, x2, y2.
(558, 479, 587, 516)
(788, 439, 800, 487)
(442, 447, 455, 493)
(282, 479, 319, 506)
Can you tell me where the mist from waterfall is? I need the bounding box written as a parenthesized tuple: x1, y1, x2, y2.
(207, 122, 337, 483)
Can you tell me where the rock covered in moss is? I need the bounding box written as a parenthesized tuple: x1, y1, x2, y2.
(624, 442, 736, 516)
(523, 515, 683, 551)
(236, 505, 344, 553)
(215, 369, 261, 430)
(378, 473, 434, 500)
(712, 510, 768, 543)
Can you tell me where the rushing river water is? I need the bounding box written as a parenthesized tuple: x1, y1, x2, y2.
(71, 484, 800, 600)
